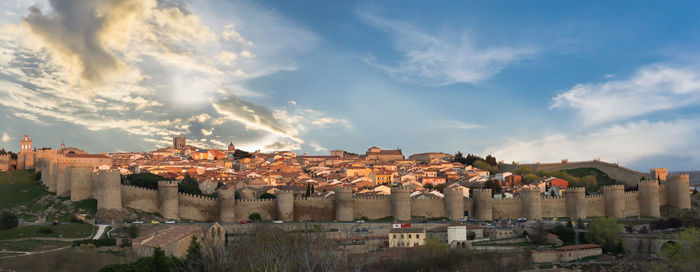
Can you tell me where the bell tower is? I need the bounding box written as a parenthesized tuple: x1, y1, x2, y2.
(20, 134, 32, 153)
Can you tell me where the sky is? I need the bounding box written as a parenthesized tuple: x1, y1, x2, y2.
(1, 0, 700, 171)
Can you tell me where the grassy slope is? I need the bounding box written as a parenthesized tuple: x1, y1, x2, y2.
(0, 240, 72, 251)
(0, 170, 97, 221)
(0, 223, 94, 240)
(563, 168, 615, 184)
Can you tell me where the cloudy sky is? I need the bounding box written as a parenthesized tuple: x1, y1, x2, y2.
(1, 0, 699, 171)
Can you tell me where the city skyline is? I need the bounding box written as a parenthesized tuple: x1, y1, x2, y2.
(1, 0, 700, 171)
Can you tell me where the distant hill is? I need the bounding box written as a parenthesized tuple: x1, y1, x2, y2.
(671, 171, 700, 186)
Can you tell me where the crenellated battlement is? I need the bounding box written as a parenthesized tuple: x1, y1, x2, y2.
(445, 187, 463, 193)
(639, 179, 659, 184)
(237, 198, 275, 203)
(353, 195, 390, 200)
(473, 188, 492, 193)
(542, 196, 565, 200)
(217, 189, 236, 198)
(565, 187, 586, 193)
(585, 194, 604, 199)
(520, 188, 540, 194)
(493, 197, 520, 202)
(624, 191, 639, 196)
(294, 196, 330, 201)
(158, 180, 178, 187)
(277, 190, 295, 195)
(179, 192, 216, 201)
(334, 187, 353, 193)
(603, 185, 625, 192)
(122, 184, 157, 193)
(390, 187, 412, 193)
(668, 173, 690, 180)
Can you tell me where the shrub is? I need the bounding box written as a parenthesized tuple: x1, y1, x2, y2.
(73, 238, 116, 247)
(0, 211, 19, 230)
(39, 227, 54, 234)
(249, 213, 261, 221)
(127, 225, 140, 239)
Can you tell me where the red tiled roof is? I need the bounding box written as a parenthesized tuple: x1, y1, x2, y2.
(65, 154, 110, 159)
(556, 244, 600, 251)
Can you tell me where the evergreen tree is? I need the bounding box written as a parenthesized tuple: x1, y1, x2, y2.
(181, 236, 203, 271)
(311, 184, 315, 194)
(305, 183, 311, 197)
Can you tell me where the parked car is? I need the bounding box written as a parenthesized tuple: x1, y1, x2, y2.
(356, 220, 365, 223)
(238, 221, 249, 224)
(151, 220, 160, 225)
(133, 220, 144, 224)
(272, 220, 283, 224)
(165, 220, 176, 224)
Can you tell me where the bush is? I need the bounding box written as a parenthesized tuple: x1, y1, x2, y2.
(0, 211, 19, 230)
(39, 227, 54, 234)
(259, 193, 276, 199)
(127, 225, 140, 239)
(73, 238, 117, 247)
(248, 213, 261, 221)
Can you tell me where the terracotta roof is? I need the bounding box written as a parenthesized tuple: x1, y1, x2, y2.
(65, 154, 110, 159)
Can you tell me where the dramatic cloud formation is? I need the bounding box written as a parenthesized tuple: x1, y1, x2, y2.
(489, 119, 700, 167)
(358, 10, 534, 86)
(1, 132, 10, 143)
(0, 0, 345, 152)
(551, 65, 700, 124)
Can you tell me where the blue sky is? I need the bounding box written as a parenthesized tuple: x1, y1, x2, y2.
(1, 0, 699, 171)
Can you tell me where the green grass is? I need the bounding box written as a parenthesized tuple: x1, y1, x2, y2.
(0, 240, 71, 251)
(0, 170, 98, 221)
(0, 223, 94, 240)
(0, 170, 51, 220)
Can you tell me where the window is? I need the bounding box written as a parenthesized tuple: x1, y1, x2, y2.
(401, 234, 404, 238)
(416, 234, 420, 239)
(393, 234, 396, 239)
(408, 234, 412, 239)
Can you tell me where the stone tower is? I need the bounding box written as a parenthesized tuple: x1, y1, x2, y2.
(638, 178, 660, 217)
(56, 165, 71, 197)
(604, 185, 625, 218)
(444, 187, 464, 221)
(521, 188, 542, 219)
(650, 168, 668, 182)
(70, 167, 94, 201)
(47, 162, 57, 192)
(158, 180, 179, 220)
(96, 170, 122, 211)
(472, 189, 493, 221)
(19, 134, 33, 169)
(391, 187, 412, 221)
(334, 187, 354, 222)
(217, 189, 236, 223)
(173, 135, 186, 149)
(276, 190, 294, 221)
(666, 174, 691, 210)
(564, 187, 587, 219)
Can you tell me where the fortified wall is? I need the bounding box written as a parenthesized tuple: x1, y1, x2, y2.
(35, 163, 692, 222)
(498, 159, 649, 186)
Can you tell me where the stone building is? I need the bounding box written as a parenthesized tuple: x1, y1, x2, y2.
(365, 146, 404, 162)
(389, 228, 426, 248)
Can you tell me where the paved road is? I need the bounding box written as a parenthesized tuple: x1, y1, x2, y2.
(92, 224, 109, 240)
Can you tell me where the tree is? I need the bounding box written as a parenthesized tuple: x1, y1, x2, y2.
(454, 152, 467, 165)
(483, 179, 502, 194)
(484, 154, 497, 166)
(587, 216, 622, 254)
(514, 166, 534, 175)
(259, 193, 276, 199)
(126, 173, 166, 189)
(233, 149, 253, 159)
(127, 225, 140, 239)
(305, 183, 311, 197)
(0, 211, 18, 230)
(179, 174, 202, 195)
(523, 173, 538, 184)
(311, 184, 315, 194)
(473, 160, 499, 174)
(655, 227, 700, 272)
(180, 236, 204, 271)
(424, 183, 434, 190)
(434, 183, 447, 193)
(249, 213, 261, 221)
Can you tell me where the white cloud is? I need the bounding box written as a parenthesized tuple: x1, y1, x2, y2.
(488, 119, 700, 165)
(551, 65, 700, 125)
(358, 10, 534, 86)
(1, 132, 10, 143)
(433, 120, 483, 130)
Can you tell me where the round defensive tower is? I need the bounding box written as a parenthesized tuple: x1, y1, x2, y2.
(638, 179, 660, 217)
(217, 189, 236, 223)
(38, 159, 47, 186)
(521, 188, 542, 220)
(158, 180, 179, 220)
(666, 174, 691, 210)
(564, 187, 587, 219)
(472, 189, 493, 221)
(47, 162, 57, 193)
(70, 167, 94, 201)
(334, 187, 354, 222)
(603, 185, 625, 218)
(391, 187, 412, 221)
(444, 187, 464, 221)
(56, 165, 71, 197)
(96, 170, 122, 211)
(276, 190, 294, 222)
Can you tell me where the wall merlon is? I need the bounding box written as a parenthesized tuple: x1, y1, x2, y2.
(603, 185, 625, 191)
(158, 180, 178, 187)
(565, 187, 586, 193)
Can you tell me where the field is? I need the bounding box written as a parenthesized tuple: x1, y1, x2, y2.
(0, 240, 71, 252)
(0, 223, 94, 240)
